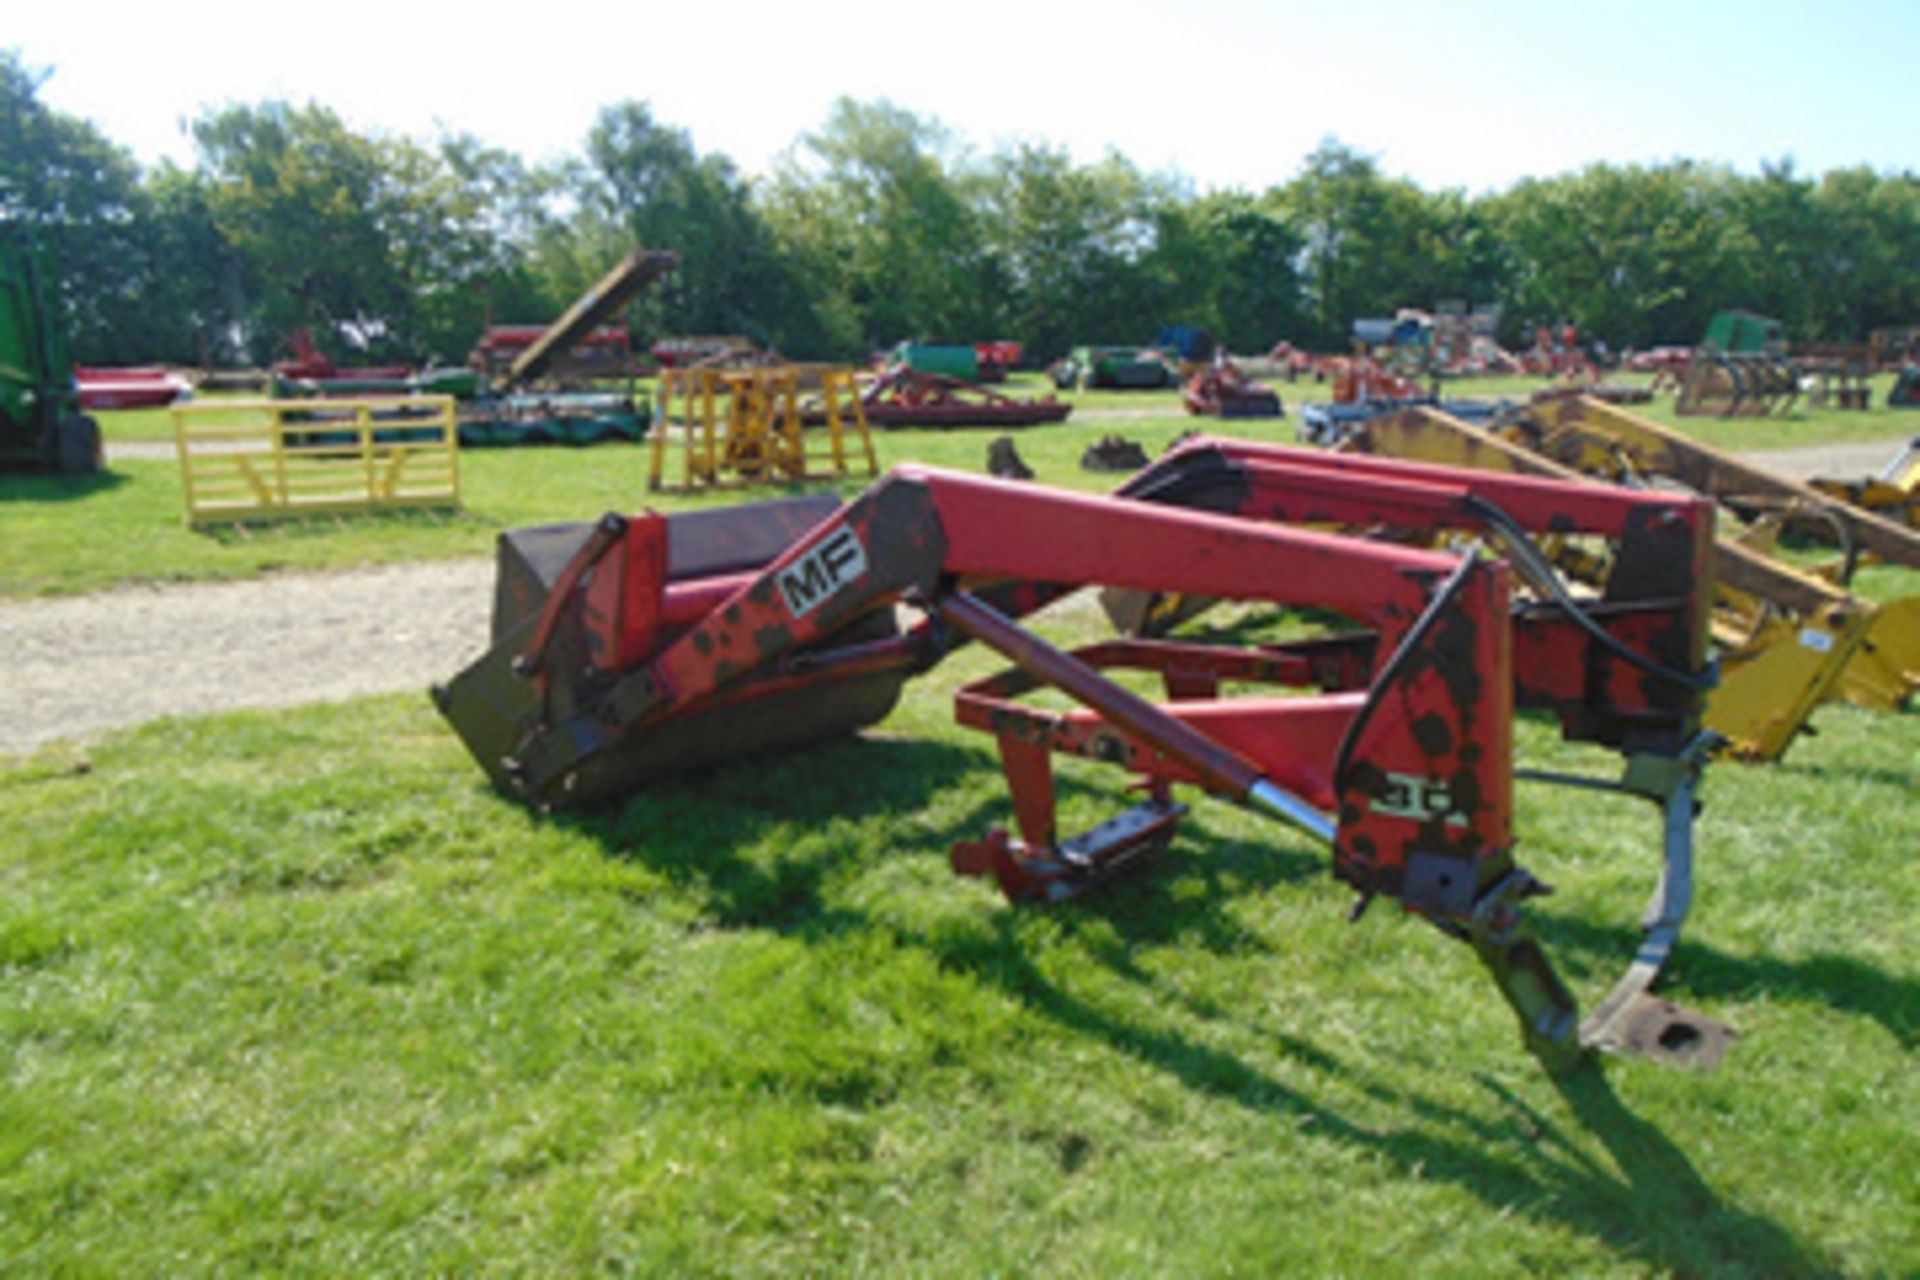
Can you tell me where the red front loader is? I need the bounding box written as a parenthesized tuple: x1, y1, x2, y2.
(436, 460, 1730, 1072)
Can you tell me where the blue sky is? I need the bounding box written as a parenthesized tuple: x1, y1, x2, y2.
(11, 0, 1915, 193)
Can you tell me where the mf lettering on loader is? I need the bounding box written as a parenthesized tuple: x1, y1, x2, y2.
(777, 525, 868, 617)
(436, 463, 1732, 1073)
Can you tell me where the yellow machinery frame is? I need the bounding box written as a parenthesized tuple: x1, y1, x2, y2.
(1514, 397, 1920, 719)
(1808, 437, 1920, 531)
(173, 396, 459, 525)
(649, 366, 877, 493)
(1520, 396, 1920, 570)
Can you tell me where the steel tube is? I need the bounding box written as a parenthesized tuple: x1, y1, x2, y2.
(1248, 779, 1337, 845)
(935, 589, 1336, 845)
(935, 589, 1264, 797)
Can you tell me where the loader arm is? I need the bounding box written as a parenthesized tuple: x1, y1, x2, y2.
(1527, 395, 1920, 570)
(1110, 435, 1717, 751)
(1097, 436, 1734, 1067)
(505, 467, 1508, 894)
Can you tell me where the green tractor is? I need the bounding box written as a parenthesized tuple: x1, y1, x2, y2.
(1699, 309, 1785, 356)
(1049, 345, 1177, 391)
(1, 230, 102, 474)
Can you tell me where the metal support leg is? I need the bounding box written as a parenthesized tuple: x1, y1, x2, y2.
(1517, 732, 1737, 1069)
(1464, 872, 1584, 1075)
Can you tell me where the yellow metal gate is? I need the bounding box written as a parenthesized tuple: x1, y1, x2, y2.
(173, 396, 460, 524)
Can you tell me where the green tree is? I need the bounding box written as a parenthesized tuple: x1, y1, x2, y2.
(1719, 159, 1829, 338)
(1484, 161, 1748, 348)
(764, 98, 1001, 354)
(1808, 167, 1920, 339)
(134, 164, 247, 364)
(192, 101, 527, 363)
(1144, 190, 1306, 350)
(975, 144, 1166, 360)
(193, 102, 411, 360)
(433, 133, 569, 340)
(0, 51, 185, 362)
(1277, 140, 1510, 349)
(573, 101, 821, 355)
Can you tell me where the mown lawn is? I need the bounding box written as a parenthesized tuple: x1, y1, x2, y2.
(0, 411, 1214, 598)
(8, 369, 1910, 600)
(1, 585, 1914, 1274)
(6, 365, 1915, 1273)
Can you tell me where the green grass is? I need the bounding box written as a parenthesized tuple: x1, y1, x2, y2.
(0, 413, 1216, 598)
(2, 586, 1915, 1274)
(96, 370, 1920, 451)
(88, 400, 182, 442)
(23, 368, 1905, 601)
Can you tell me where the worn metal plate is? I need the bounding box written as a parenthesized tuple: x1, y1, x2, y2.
(1586, 992, 1737, 1069)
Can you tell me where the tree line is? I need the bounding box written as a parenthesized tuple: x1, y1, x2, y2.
(5, 51, 1917, 368)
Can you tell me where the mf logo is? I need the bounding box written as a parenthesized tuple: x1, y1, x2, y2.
(777, 524, 869, 619)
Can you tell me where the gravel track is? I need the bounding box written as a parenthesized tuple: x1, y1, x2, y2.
(1738, 437, 1911, 480)
(6, 435, 1913, 756)
(1, 560, 492, 754)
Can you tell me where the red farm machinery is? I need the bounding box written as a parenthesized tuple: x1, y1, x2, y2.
(1182, 358, 1283, 419)
(848, 366, 1071, 430)
(436, 446, 1732, 1074)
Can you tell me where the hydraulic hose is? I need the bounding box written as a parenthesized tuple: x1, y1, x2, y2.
(1329, 546, 1481, 797)
(1460, 492, 1716, 694)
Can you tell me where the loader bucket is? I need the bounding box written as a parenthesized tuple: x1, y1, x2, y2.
(434, 494, 908, 806)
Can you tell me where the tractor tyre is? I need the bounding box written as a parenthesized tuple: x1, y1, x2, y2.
(56, 413, 103, 475)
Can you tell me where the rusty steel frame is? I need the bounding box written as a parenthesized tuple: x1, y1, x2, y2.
(1674, 351, 1800, 417)
(502, 249, 679, 390)
(847, 366, 1073, 430)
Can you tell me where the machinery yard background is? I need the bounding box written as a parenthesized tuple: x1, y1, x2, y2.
(4, 14, 1919, 1278)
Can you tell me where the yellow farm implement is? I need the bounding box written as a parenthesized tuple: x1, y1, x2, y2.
(648, 366, 877, 493)
(1808, 437, 1920, 531)
(1517, 396, 1920, 573)
(1340, 401, 1918, 761)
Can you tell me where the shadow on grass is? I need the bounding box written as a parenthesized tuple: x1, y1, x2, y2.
(1530, 906, 1916, 1051)
(1769, 756, 1919, 790)
(1493, 1071, 1828, 1275)
(555, 734, 994, 933)
(192, 505, 484, 545)
(558, 731, 1321, 961)
(918, 911, 1829, 1277)
(0, 469, 128, 503)
(550, 732, 1835, 1274)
